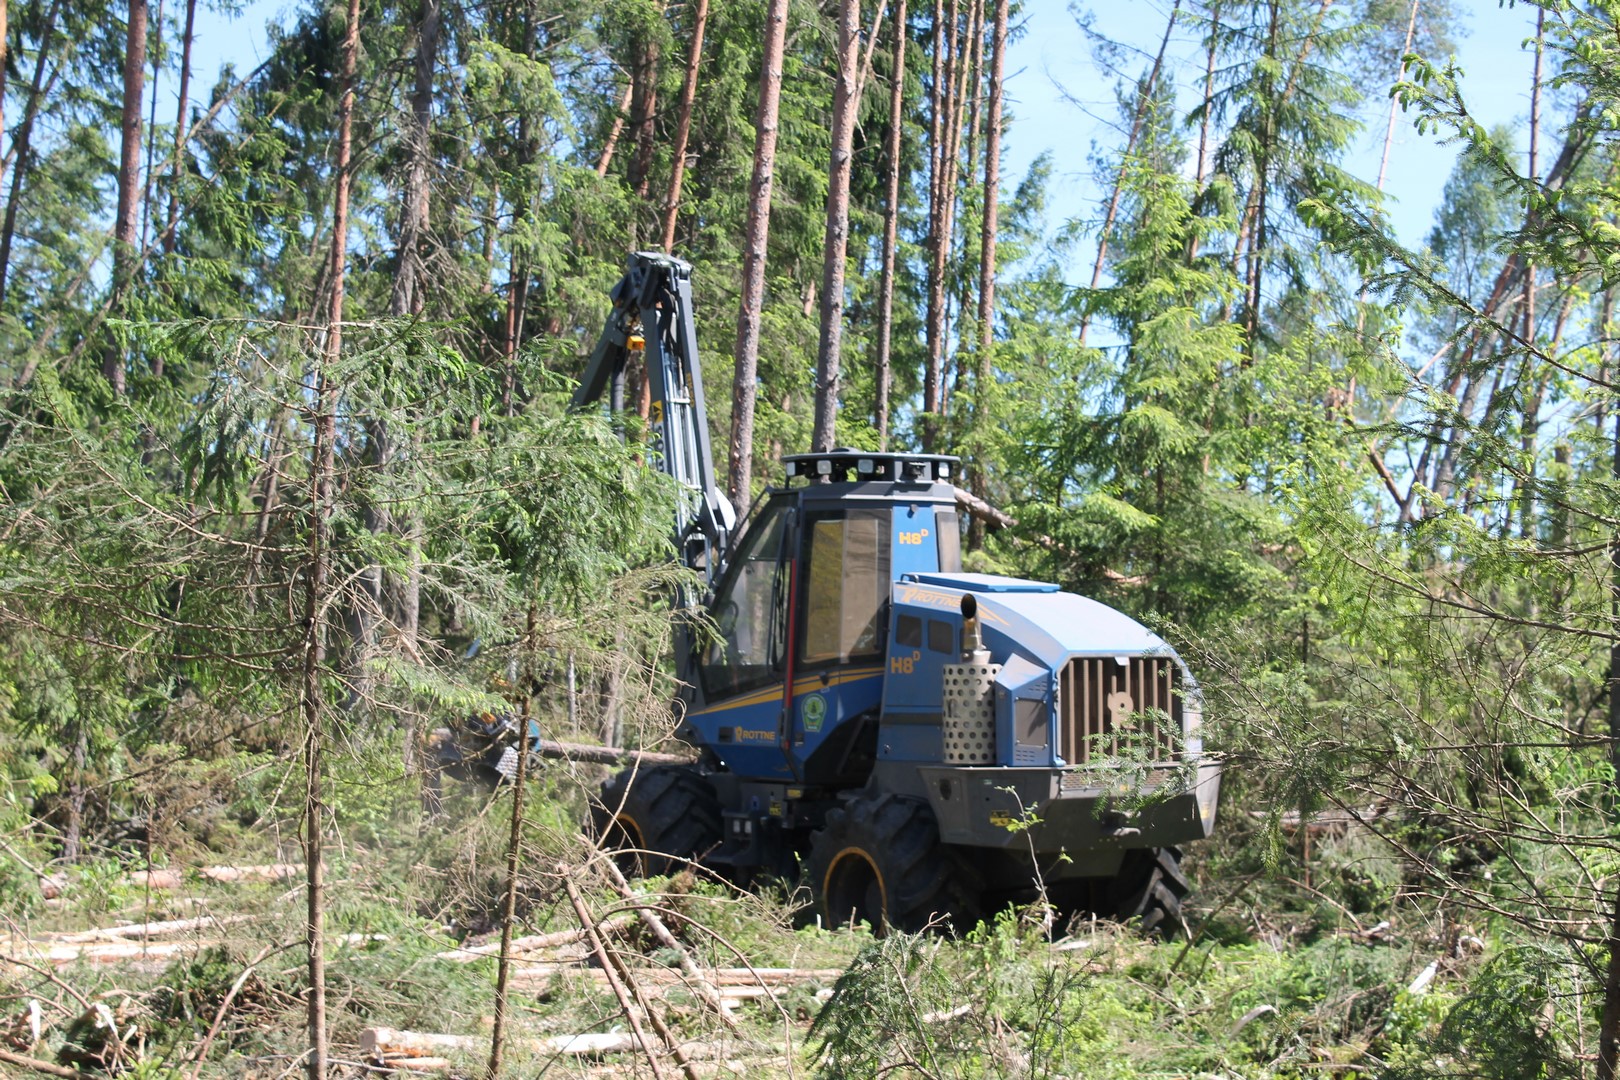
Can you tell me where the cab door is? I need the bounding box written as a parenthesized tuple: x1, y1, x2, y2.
(687, 497, 797, 779)
(790, 508, 892, 781)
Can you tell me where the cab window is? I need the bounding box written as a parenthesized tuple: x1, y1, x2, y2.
(800, 509, 892, 668)
(700, 502, 790, 699)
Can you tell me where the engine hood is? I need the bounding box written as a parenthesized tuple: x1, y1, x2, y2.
(897, 572, 1171, 670)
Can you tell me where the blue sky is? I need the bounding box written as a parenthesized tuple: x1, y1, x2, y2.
(184, 0, 1541, 265)
(1000, 0, 1542, 261)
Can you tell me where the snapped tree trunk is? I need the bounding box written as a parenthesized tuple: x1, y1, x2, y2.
(727, 0, 790, 506)
(873, 0, 907, 448)
(810, 0, 862, 453)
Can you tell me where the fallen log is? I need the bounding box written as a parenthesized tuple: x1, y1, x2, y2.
(428, 730, 693, 769)
(47, 915, 250, 944)
(1247, 806, 1388, 837)
(535, 739, 693, 767)
(0, 1047, 80, 1079)
(434, 915, 635, 961)
(361, 1028, 760, 1062)
(376, 1057, 453, 1073)
(126, 869, 182, 890)
(199, 864, 303, 883)
(507, 964, 845, 987)
(7, 939, 219, 966)
(954, 487, 1016, 532)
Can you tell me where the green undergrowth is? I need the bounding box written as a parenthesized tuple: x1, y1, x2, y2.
(2, 770, 1602, 1078)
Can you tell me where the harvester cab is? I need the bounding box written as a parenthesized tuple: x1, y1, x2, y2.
(574, 252, 1221, 935)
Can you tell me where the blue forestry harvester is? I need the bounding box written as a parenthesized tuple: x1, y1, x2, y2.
(576, 252, 1221, 933)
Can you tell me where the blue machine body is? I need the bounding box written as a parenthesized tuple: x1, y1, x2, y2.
(680, 455, 963, 784)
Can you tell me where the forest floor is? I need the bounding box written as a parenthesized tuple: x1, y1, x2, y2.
(0, 764, 1505, 1080)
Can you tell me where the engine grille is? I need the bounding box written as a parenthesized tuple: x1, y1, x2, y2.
(1057, 655, 1181, 765)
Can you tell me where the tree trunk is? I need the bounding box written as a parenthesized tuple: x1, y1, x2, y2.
(810, 0, 861, 453)
(0, 0, 8, 200)
(626, 34, 661, 201)
(1078, 0, 1179, 345)
(391, 0, 439, 319)
(946, 0, 983, 403)
(501, 6, 540, 407)
(923, 0, 963, 436)
(487, 604, 536, 1080)
(163, 0, 197, 254)
(1194, 1, 1218, 192)
(139, 0, 163, 251)
(921, 0, 947, 428)
(304, 2, 360, 1076)
(1374, 0, 1419, 192)
(1244, 0, 1282, 356)
(660, 0, 708, 253)
(1604, 360, 1620, 1080)
(105, 0, 149, 396)
(967, 0, 1005, 540)
(596, 81, 633, 177)
(873, 0, 907, 449)
(727, 0, 790, 507)
(0, 0, 59, 310)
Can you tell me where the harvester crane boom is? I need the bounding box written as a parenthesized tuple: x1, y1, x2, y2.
(573, 252, 736, 582)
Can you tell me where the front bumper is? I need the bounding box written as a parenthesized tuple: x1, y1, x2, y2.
(917, 758, 1222, 854)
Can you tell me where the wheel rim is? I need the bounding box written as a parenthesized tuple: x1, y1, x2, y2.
(604, 813, 647, 878)
(823, 847, 887, 931)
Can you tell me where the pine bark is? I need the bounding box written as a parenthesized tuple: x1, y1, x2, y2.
(973, 0, 1005, 419)
(660, 0, 708, 253)
(920, 0, 947, 427)
(811, 0, 862, 453)
(304, 0, 361, 1075)
(106, 0, 149, 395)
(626, 34, 661, 200)
(727, 0, 790, 506)
(923, 0, 964, 432)
(873, 0, 907, 448)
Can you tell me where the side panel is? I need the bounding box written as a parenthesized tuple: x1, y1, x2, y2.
(877, 580, 960, 765)
(688, 691, 793, 779)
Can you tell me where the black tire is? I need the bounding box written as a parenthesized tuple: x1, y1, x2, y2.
(1110, 847, 1189, 938)
(805, 794, 981, 934)
(592, 766, 723, 878)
